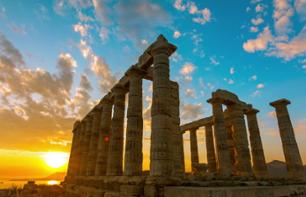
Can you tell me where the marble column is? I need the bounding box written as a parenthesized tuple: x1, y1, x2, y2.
(124, 66, 144, 176)
(76, 121, 86, 176)
(190, 128, 199, 172)
(86, 106, 103, 176)
(95, 95, 113, 176)
(67, 120, 81, 176)
(106, 85, 126, 176)
(245, 107, 268, 178)
(207, 97, 232, 177)
(169, 81, 185, 175)
(224, 110, 236, 173)
(79, 115, 93, 176)
(205, 123, 217, 173)
(270, 99, 304, 179)
(227, 103, 253, 177)
(150, 35, 176, 176)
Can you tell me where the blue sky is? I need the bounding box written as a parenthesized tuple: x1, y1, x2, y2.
(0, 0, 305, 174)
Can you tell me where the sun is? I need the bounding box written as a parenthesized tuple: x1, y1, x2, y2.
(43, 152, 69, 168)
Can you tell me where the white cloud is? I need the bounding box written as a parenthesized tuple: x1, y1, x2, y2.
(78, 11, 93, 22)
(230, 67, 235, 74)
(192, 8, 211, 25)
(250, 26, 259, 33)
(180, 103, 203, 122)
(0, 6, 5, 18)
(303, 65, 306, 69)
(273, 0, 294, 35)
(180, 62, 195, 75)
(224, 78, 234, 84)
(243, 26, 273, 53)
(173, 30, 181, 39)
(295, 0, 306, 21)
(251, 17, 264, 25)
(268, 25, 306, 60)
(99, 27, 109, 42)
(250, 75, 258, 80)
(257, 83, 265, 89)
(73, 23, 90, 37)
(255, 4, 265, 12)
(173, 1, 212, 25)
(185, 88, 196, 98)
(79, 40, 117, 93)
(174, 0, 186, 11)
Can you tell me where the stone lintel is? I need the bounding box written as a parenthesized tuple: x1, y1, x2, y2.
(72, 120, 81, 132)
(270, 98, 291, 107)
(180, 117, 213, 132)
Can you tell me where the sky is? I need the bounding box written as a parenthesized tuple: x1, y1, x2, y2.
(0, 0, 305, 178)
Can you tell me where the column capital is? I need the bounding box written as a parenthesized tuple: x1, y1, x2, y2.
(270, 98, 291, 108)
(111, 84, 127, 95)
(72, 120, 81, 133)
(100, 93, 113, 105)
(150, 34, 177, 56)
(189, 127, 199, 133)
(245, 108, 259, 115)
(125, 65, 146, 77)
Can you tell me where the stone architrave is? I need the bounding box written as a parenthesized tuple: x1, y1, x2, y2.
(150, 35, 176, 176)
(205, 123, 217, 173)
(270, 99, 304, 179)
(67, 120, 80, 176)
(106, 85, 126, 176)
(245, 107, 268, 178)
(169, 81, 185, 175)
(86, 106, 103, 176)
(227, 103, 253, 177)
(79, 115, 94, 176)
(95, 95, 113, 176)
(189, 128, 199, 172)
(124, 66, 145, 176)
(207, 97, 232, 177)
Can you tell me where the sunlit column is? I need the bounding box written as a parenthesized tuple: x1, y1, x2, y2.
(227, 103, 253, 177)
(67, 120, 81, 177)
(169, 81, 185, 175)
(270, 99, 304, 179)
(86, 105, 103, 176)
(95, 94, 113, 176)
(150, 35, 176, 176)
(207, 97, 232, 177)
(79, 115, 94, 176)
(106, 85, 126, 176)
(245, 107, 268, 178)
(124, 66, 145, 176)
(205, 123, 217, 173)
(190, 128, 199, 173)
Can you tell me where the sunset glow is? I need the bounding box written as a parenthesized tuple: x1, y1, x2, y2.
(43, 152, 69, 169)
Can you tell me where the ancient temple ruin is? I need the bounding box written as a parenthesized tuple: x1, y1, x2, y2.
(64, 35, 305, 197)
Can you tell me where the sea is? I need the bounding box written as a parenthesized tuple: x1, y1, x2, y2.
(0, 180, 61, 189)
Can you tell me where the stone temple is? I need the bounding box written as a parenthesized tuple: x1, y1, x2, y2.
(64, 35, 306, 197)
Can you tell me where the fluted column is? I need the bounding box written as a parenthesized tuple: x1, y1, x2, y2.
(79, 115, 94, 176)
(205, 123, 217, 173)
(207, 97, 232, 177)
(227, 103, 253, 177)
(270, 99, 304, 179)
(124, 66, 144, 176)
(95, 95, 113, 176)
(190, 128, 199, 172)
(86, 106, 103, 176)
(106, 85, 126, 176)
(169, 81, 185, 175)
(245, 107, 268, 178)
(150, 35, 176, 176)
(224, 110, 236, 173)
(76, 121, 86, 175)
(67, 120, 81, 176)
